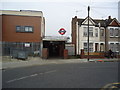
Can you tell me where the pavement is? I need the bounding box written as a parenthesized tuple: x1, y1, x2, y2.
(0, 56, 120, 70)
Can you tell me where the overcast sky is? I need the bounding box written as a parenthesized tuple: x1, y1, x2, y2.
(1, 0, 120, 38)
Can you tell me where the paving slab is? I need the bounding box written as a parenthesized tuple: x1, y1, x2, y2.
(1, 56, 120, 70)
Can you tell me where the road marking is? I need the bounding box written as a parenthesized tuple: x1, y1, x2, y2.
(6, 70, 56, 83)
(111, 86, 118, 88)
(7, 76, 30, 83)
(44, 70, 56, 74)
(30, 74, 38, 77)
(101, 82, 120, 90)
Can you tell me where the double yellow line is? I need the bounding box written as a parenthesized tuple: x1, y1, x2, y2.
(101, 82, 120, 90)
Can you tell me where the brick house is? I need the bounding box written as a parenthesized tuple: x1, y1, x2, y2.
(1, 10, 45, 57)
(71, 16, 120, 57)
(106, 16, 120, 53)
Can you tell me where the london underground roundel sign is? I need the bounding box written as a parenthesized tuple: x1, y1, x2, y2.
(58, 28, 66, 35)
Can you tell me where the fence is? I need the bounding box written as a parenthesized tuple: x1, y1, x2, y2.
(65, 44, 75, 55)
(2, 42, 41, 57)
(80, 49, 120, 59)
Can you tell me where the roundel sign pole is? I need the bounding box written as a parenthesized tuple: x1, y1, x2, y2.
(58, 28, 66, 35)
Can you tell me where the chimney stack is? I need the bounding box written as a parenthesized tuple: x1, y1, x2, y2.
(108, 16, 111, 19)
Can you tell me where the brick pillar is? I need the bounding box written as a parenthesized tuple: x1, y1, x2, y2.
(42, 48, 48, 59)
(80, 49, 84, 59)
(64, 49, 68, 59)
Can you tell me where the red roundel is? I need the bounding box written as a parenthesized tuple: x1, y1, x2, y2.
(58, 28, 66, 35)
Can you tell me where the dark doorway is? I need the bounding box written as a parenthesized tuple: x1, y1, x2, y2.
(43, 41, 65, 58)
(49, 42, 59, 57)
(95, 43, 99, 52)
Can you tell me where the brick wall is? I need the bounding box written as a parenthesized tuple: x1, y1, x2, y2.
(71, 16, 77, 55)
(64, 49, 68, 59)
(2, 15, 42, 42)
(42, 48, 48, 59)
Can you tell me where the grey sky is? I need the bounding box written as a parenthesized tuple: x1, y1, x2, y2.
(1, 0, 119, 38)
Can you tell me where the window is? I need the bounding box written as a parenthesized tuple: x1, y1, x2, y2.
(100, 29, 104, 37)
(89, 43, 93, 52)
(109, 43, 114, 51)
(84, 43, 88, 52)
(95, 28, 98, 37)
(109, 28, 114, 37)
(83, 27, 88, 37)
(109, 28, 120, 37)
(25, 27, 29, 32)
(16, 26, 33, 33)
(83, 27, 93, 37)
(24, 43, 31, 47)
(115, 43, 119, 52)
(24, 26, 33, 32)
(114, 28, 119, 37)
(109, 43, 120, 52)
(29, 27, 33, 32)
(16, 26, 21, 32)
(89, 27, 93, 37)
(83, 43, 93, 52)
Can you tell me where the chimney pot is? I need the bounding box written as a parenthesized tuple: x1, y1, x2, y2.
(75, 16, 77, 18)
(108, 16, 111, 19)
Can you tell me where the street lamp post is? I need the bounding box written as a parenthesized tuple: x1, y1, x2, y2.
(88, 6, 90, 61)
(78, 23, 79, 55)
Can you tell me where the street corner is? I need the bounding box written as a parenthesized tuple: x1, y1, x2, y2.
(100, 82, 120, 90)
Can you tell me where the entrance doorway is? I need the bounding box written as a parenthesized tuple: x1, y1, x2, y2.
(95, 43, 99, 52)
(43, 41, 65, 58)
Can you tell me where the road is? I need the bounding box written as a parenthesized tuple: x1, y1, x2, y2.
(2, 62, 120, 88)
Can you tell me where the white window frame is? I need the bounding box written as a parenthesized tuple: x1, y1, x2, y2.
(83, 27, 93, 37)
(83, 27, 88, 37)
(109, 43, 114, 51)
(83, 42, 93, 52)
(95, 28, 98, 37)
(100, 29, 104, 37)
(109, 28, 114, 37)
(114, 28, 119, 37)
(89, 27, 93, 37)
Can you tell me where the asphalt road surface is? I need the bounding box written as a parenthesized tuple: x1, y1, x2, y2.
(2, 62, 120, 88)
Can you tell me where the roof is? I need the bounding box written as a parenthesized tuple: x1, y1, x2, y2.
(77, 17, 106, 27)
(93, 19, 106, 27)
(77, 19, 84, 25)
(105, 19, 114, 26)
(43, 36, 69, 41)
(0, 10, 43, 17)
(76, 16, 120, 27)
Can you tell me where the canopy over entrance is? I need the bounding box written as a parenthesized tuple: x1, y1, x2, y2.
(43, 36, 69, 58)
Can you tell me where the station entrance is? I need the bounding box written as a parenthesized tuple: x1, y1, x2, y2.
(43, 41, 65, 58)
(43, 36, 68, 59)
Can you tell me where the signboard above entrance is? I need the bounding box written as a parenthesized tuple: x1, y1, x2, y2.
(43, 36, 68, 41)
(58, 28, 66, 35)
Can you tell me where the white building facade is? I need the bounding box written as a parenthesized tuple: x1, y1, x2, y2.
(76, 17, 105, 55)
(72, 16, 120, 56)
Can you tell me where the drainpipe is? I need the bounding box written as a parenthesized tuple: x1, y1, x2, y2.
(104, 23, 108, 52)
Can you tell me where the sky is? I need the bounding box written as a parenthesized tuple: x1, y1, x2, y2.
(1, 0, 120, 39)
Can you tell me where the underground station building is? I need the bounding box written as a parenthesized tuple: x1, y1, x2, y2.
(1, 10, 71, 59)
(43, 36, 69, 59)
